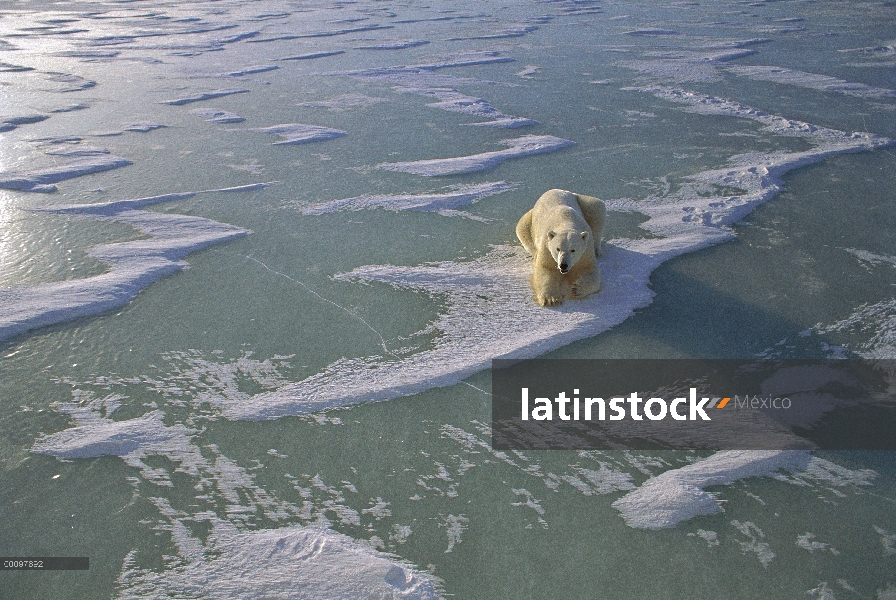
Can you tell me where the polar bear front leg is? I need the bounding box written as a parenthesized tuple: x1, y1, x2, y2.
(570, 265, 602, 299)
(531, 265, 569, 306)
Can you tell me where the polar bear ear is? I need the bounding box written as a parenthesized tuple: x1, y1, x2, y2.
(547, 231, 555, 240)
(580, 231, 589, 240)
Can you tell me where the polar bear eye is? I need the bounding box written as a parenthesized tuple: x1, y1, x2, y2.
(570, 249, 575, 253)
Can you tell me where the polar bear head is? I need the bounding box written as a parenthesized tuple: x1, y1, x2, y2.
(547, 229, 589, 274)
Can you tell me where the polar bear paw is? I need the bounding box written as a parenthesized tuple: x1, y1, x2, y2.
(535, 292, 563, 307)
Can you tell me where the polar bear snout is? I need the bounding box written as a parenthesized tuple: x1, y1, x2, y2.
(558, 261, 570, 274)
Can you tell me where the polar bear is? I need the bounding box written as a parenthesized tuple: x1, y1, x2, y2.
(515, 189, 606, 306)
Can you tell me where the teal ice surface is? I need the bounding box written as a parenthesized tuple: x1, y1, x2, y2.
(1, 0, 896, 598)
